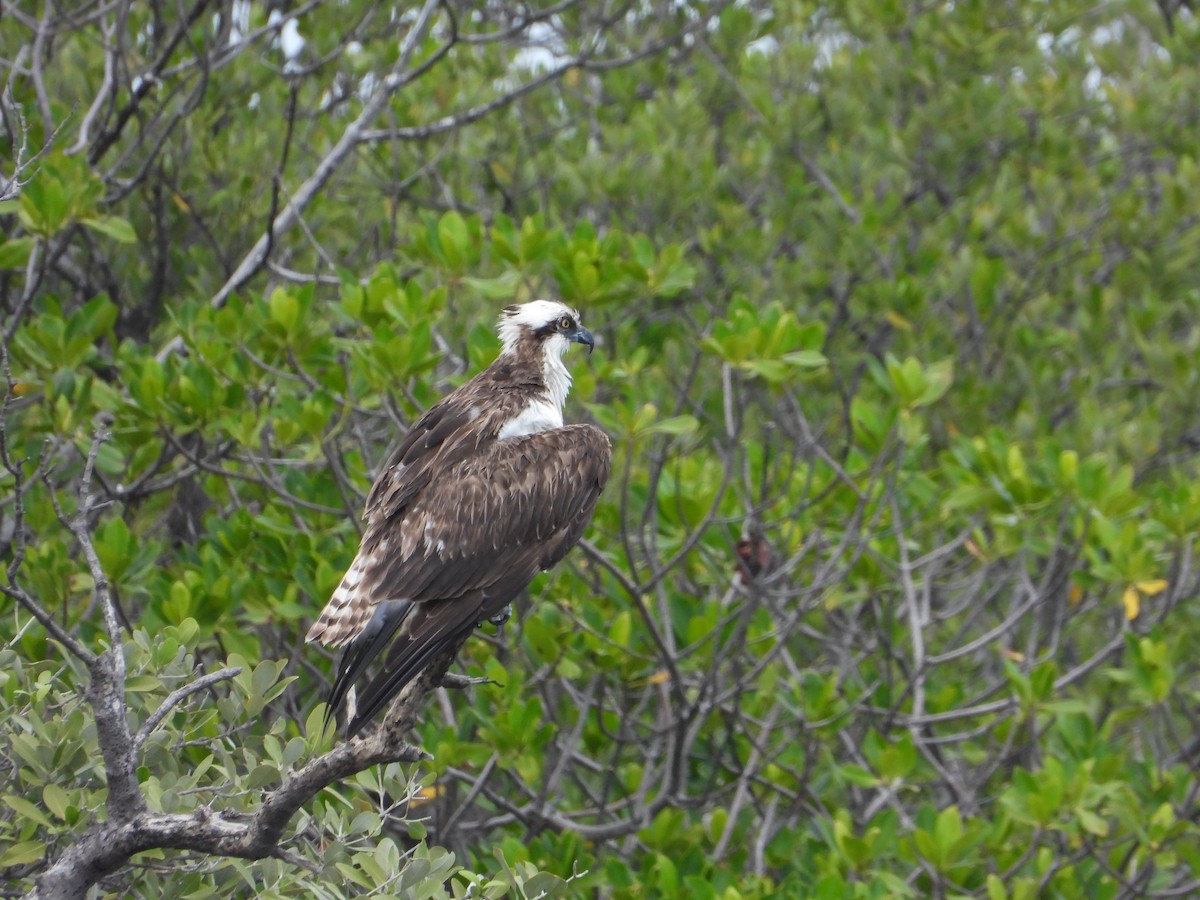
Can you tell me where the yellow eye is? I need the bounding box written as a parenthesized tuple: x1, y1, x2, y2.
(559, 316, 573, 330)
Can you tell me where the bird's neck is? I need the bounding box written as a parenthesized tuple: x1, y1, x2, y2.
(495, 335, 572, 411)
(541, 349, 572, 412)
(490, 339, 572, 440)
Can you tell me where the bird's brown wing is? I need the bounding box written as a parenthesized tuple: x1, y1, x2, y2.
(325, 424, 610, 735)
(363, 396, 488, 525)
(306, 389, 507, 649)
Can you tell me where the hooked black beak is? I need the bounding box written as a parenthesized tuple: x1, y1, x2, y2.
(571, 325, 595, 354)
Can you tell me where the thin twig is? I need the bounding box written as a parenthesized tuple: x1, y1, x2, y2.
(133, 666, 243, 749)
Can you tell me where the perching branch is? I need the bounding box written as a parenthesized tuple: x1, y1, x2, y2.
(28, 646, 457, 900)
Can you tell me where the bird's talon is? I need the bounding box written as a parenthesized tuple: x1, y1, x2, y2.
(486, 604, 513, 627)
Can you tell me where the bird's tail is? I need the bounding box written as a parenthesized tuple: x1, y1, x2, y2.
(342, 617, 471, 737)
(324, 599, 411, 734)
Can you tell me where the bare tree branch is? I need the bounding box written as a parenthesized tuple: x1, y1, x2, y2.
(204, 0, 448, 312)
(86, 0, 214, 166)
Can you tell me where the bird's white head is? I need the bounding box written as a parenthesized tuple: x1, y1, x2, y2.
(495, 300, 594, 416)
(497, 300, 594, 359)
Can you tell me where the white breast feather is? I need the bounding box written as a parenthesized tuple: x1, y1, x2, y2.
(499, 398, 565, 439)
(541, 335, 572, 407)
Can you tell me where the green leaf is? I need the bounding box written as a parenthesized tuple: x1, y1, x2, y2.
(840, 764, 881, 787)
(918, 358, 954, 406)
(437, 211, 470, 272)
(609, 610, 632, 648)
(0, 237, 35, 269)
(646, 415, 699, 437)
(19, 174, 68, 235)
(3, 794, 52, 828)
(1077, 808, 1109, 837)
(82, 215, 137, 243)
(520, 872, 569, 896)
(912, 828, 940, 867)
(43, 783, 71, 821)
(247, 764, 279, 789)
(464, 272, 520, 300)
(652, 853, 678, 896)
(268, 289, 300, 332)
(0, 840, 45, 867)
(934, 805, 964, 852)
(783, 349, 828, 369)
(126, 674, 163, 692)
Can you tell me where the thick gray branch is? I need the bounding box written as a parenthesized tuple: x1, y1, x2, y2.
(50, 421, 147, 827)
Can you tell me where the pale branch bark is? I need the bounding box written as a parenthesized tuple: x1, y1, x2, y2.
(359, 9, 724, 145)
(69, 416, 122, 654)
(204, 0, 446, 313)
(712, 702, 780, 861)
(0, 59, 33, 202)
(893, 496, 927, 727)
(0, 76, 72, 204)
(28, 0, 54, 132)
(45, 420, 145, 825)
(454, 0, 584, 46)
(153, 0, 449, 363)
(63, 0, 127, 157)
(356, 57, 584, 145)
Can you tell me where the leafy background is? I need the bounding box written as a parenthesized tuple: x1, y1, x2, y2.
(3, 0, 1200, 896)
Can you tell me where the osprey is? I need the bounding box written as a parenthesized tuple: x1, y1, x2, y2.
(307, 300, 611, 737)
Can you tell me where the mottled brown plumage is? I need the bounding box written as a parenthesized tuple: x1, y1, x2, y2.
(307, 301, 610, 736)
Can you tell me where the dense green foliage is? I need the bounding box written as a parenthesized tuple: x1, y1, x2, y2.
(3, 0, 1200, 896)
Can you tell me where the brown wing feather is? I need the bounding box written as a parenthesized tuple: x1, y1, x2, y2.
(305, 384, 512, 648)
(368, 424, 609, 610)
(364, 390, 501, 524)
(313, 423, 611, 735)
